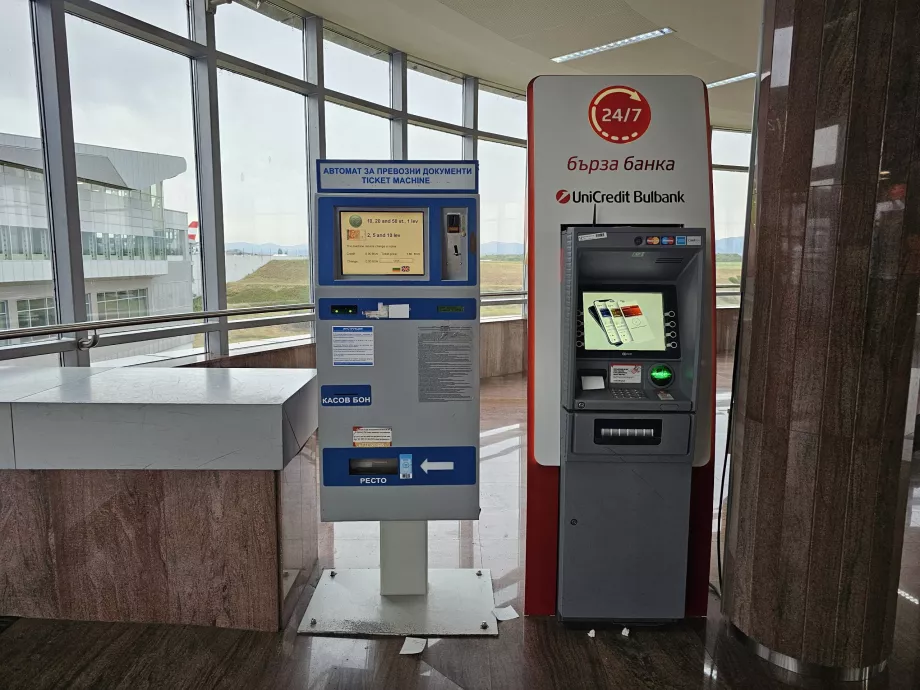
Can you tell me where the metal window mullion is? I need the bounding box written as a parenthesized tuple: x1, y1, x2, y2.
(305, 15, 325, 315)
(190, 0, 227, 357)
(462, 75, 478, 160)
(31, 0, 89, 366)
(390, 51, 408, 159)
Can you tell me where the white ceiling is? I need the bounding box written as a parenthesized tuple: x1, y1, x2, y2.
(294, 0, 762, 129)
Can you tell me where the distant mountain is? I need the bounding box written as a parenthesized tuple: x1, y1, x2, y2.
(715, 236, 744, 254)
(225, 242, 310, 256)
(482, 241, 524, 255)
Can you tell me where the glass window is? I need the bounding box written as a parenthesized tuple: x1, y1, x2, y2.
(17, 297, 56, 327)
(67, 17, 202, 328)
(216, 2, 304, 79)
(713, 170, 749, 302)
(325, 103, 391, 159)
(712, 130, 752, 167)
(323, 31, 390, 105)
(478, 140, 526, 318)
(0, 0, 55, 345)
(218, 70, 310, 323)
(408, 125, 463, 159)
(478, 85, 526, 139)
(408, 63, 462, 125)
(93, 1, 189, 37)
(0, 300, 8, 347)
(97, 289, 149, 320)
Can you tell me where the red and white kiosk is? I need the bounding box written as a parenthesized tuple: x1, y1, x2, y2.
(524, 75, 716, 619)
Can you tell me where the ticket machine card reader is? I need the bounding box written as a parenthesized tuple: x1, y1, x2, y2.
(557, 226, 708, 622)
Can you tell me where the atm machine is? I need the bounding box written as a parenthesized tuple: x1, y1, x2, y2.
(557, 226, 709, 622)
(299, 160, 496, 637)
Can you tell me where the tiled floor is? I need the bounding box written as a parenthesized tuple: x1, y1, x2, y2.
(3, 369, 920, 689)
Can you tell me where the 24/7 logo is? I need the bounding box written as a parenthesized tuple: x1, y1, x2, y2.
(556, 189, 571, 204)
(589, 86, 651, 144)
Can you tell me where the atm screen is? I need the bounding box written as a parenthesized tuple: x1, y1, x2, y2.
(582, 291, 666, 351)
(339, 210, 425, 275)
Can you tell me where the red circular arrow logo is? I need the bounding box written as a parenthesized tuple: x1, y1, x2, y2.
(589, 86, 652, 144)
(556, 189, 571, 204)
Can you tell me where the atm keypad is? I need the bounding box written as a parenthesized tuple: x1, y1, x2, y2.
(609, 387, 646, 400)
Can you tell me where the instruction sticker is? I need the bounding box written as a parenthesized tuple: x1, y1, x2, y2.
(399, 454, 413, 480)
(332, 326, 374, 366)
(610, 364, 642, 385)
(418, 326, 474, 402)
(578, 232, 607, 242)
(353, 426, 392, 447)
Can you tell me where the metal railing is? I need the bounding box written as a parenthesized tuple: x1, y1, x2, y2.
(0, 287, 743, 362)
(0, 292, 530, 361)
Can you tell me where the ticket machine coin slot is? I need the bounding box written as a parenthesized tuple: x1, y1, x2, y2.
(349, 458, 399, 475)
(594, 419, 662, 446)
(442, 209, 469, 281)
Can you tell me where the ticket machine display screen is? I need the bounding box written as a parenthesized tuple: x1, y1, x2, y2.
(339, 209, 425, 275)
(582, 291, 666, 351)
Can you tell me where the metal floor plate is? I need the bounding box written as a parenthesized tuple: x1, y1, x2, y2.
(298, 568, 498, 637)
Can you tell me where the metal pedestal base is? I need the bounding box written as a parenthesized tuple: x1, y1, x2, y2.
(298, 568, 497, 636)
(730, 624, 887, 681)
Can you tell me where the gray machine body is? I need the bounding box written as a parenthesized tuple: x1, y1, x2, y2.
(557, 226, 708, 622)
(316, 194, 480, 522)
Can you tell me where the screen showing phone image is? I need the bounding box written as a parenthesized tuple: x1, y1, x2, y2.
(582, 291, 666, 351)
(593, 301, 623, 346)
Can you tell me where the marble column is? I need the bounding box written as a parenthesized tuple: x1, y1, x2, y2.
(724, 0, 920, 676)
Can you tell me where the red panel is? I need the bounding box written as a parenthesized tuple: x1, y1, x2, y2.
(524, 77, 559, 616)
(685, 83, 717, 618)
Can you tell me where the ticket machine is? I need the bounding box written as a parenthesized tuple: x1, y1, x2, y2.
(556, 226, 709, 622)
(300, 160, 495, 638)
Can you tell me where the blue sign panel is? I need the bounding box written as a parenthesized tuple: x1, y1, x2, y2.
(321, 385, 372, 407)
(323, 446, 476, 487)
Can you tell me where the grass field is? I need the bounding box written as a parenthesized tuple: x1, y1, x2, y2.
(194, 259, 312, 346)
(716, 260, 742, 307)
(481, 257, 524, 318)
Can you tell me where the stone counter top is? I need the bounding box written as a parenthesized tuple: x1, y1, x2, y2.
(0, 367, 317, 470)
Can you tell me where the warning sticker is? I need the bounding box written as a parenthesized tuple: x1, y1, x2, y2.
(352, 426, 392, 447)
(418, 326, 474, 402)
(610, 364, 642, 385)
(332, 326, 374, 366)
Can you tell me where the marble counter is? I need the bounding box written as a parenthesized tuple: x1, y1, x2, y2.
(0, 367, 320, 631)
(0, 367, 317, 470)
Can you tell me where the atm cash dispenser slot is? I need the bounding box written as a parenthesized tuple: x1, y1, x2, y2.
(593, 419, 662, 445)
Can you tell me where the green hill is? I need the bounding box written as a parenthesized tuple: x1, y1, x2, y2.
(226, 259, 310, 307)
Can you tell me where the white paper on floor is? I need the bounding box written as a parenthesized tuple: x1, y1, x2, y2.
(621, 627, 630, 637)
(492, 606, 519, 622)
(587, 629, 596, 638)
(400, 637, 427, 655)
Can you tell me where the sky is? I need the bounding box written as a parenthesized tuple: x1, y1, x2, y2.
(0, 0, 749, 256)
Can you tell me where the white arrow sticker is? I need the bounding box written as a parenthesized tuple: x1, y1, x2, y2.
(420, 459, 454, 473)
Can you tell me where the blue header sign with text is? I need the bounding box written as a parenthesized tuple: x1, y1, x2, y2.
(317, 160, 478, 194)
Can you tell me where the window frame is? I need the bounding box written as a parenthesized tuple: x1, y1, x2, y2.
(0, 0, 748, 365)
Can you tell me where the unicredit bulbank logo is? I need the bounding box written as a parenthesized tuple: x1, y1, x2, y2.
(556, 189, 619, 204)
